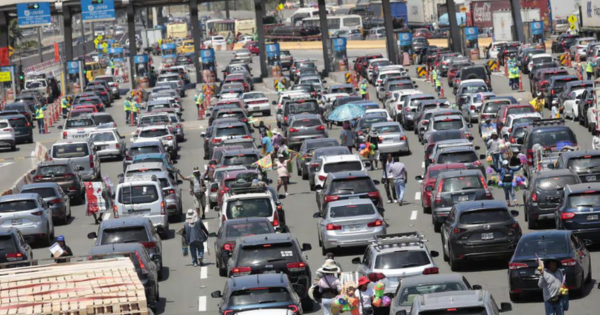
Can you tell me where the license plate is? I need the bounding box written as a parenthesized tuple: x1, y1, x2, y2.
(73, 134, 86, 138)
(481, 233, 494, 240)
(349, 196, 360, 199)
(263, 270, 277, 274)
(11, 219, 22, 225)
(587, 215, 598, 221)
(346, 224, 362, 231)
(587, 176, 597, 181)
(458, 195, 469, 202)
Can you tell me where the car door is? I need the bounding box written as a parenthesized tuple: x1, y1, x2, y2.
(442, 207, 456, 249)
(357, 247, 373, 277)
(17, 231, 32, 258)
(571, 234, 590, 276)
(40, 197, 53, 230)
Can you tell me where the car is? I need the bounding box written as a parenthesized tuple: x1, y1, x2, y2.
(551, 150, 600, 184)
(370, 122, 410, 156)
(3, 114, 33, 144)
(217, 148, 261, 168)
(313, 154, 368, 191)
(507, 122, 530, 154)
(211, 274, 304, 315)
(485, 41, 508, 59)
(427, 139, 481, 170)
(315, 171, 382, 213)
(285, 114, 327, 150)
(1, 103, 34, 125)
(530, 68, 569, 96)
(87, 217, 164, 278)
(89, 128, 126, 159)
(314, 198, 386, 255)
(551, 33, 579, 53)
(123, 139, 167, 172)
(20, 183, 71, 225)
(306, 146, 351, 189)
(422, 114, 473, 146)
(214, 217, 275, 277)
(31, 160, 85, 204)
(242, 91, 270, 116)
(134, 125, 178, 159)
(447, 60, 473, 87)
(457, 66, 492, 91)
(0, 193, 55, 246)
(415, 163, 467, 213)
(279, 98, 320, 130)
(295, 138, 340, 180)
(390, 273, 481, 315)
(242, 40, 259, 55)
(353, 115, 388, 147)
(0, 119, 16, 151)
(508, 230, 592, 301)
(457, 92, 496, 123)
(0, 227, 33, 267)
(556, 182, 600, 245)
(544, 75, 579, 109)
(351, 232, 440, 294)
(399, 290, 512, 315)
(50, 138, 101, 181)
(522, 120, 578, 176)
(400, 94, 437, 129)
(497, 42, 521, 66)
(204, 121, 253, 159)
(430, 170, 492, 232)
(441, 200, 521, 271)
(499, 112, 541, 140)
(280, 50, 294, 69)
(423, 130, 469, 161)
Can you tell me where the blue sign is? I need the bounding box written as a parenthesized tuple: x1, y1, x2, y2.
(67, 61, 80, 74)
(81, 0, 116, 22)
(1, 66, 15, 74)
(266, 43, 280, 58)
(134, 55, 149, 64)
(17, 3, 52, 28)
(201, 49, 215, 63)
(333, 38, 347, 52)
(398, 32, 412, 47)
(531, 21, 544, 35)
(465, 27, 478, 41)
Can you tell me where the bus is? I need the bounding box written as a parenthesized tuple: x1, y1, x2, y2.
(213, 20, 235, 38)
(235, 19, 256, 36)
(289, 7, 332, 26)
(205, 19, 223, 37)
(301, 15, 363, 35)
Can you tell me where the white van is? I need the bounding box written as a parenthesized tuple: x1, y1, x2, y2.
(288, 8, 331, 26)
(113, 174, 169, 237)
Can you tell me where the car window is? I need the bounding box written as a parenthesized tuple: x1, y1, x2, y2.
(374, 250, 430, 269)
(515, 235, 569, 256)
(140, 129, 169, 138)
(130, 145, 160, 156)
(100, 226, 149, 244)
(567, 156, 600, 169)
(291, 118, 321, 127)
(237, 242, 298, 265)
(372, 125, 401, 134)
(330, 178, 376, 194)
(442, 176, 483, 192)
(418, 307, 488, 315)
(0, 200, 37, 212)
(438, 151, 477, 164)
(459, 209, 511, 224)
(568, 192, 600, 208)
(216, 126, 247, 137)
(428, 168, 462, 179)
(226, 197, 273, 219)
(397, 282, 466, 306)
(118, 185, 159, 204)
(91, 132, 116, 142)
(288, 101, 319, 115)
(225, 221, 273, 237)
(223, 154, 258, 166)
(536, 176, 579, 190)
(229, 287, 292, 306)
(38, 165, 69, 176)
(433, 119, 464, 130)
(329, 203, 375, 218)
(323, 161, 362, 173)
(21, 187, 56, 198)
(65, 119, 95, 128)
(529, 130, 576, 148)
(52, 144, 90, 158)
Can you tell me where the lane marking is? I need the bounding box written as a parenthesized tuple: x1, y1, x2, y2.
(410, 210, 417, 220)
(198, 296, 207, 312)
(200, 266, 208, 279)
(0, 162, 14, 168)
(102, 212, 111, 221)
(415, 192, 421, 201)
(421, 162, 425, 168)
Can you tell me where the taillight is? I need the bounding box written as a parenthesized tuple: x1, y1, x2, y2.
(325, 195, 339, 203)
(510, 137, 515, 143)
(470, 105, 476, 110)
(532, 193, 538, 202)
(210, 186, 218, 192)
(561, 258, 577, 266)
(100, 91, 107, 95)
(367, 191, 380, 199)
(89, 154, 94, 169)
(289, 128, 299, 133)
(273, 210, 280, 227)
(397, 104, 403, 110)
(422, 267, 439, 275)
(113, 205, 119, 218)
(62, 131, 67, 139)
(5, 253, 23, 261)
(211, 138, 222, 144)
(316, 125, 325, 131)
(480, 175, 492, 199)
(400, 135, 407, 141)
(551, 89, 555, 95)
(434, 180, 443, 203)
(561, 212, 575, 220)
(223, 243, 234, 251)
(318, 175, 327, 181)
(509, 262, 528, 270)
(288, 305, 299, 313)
(527, 149, 534, 165)
(48, 198, 62, 205)
(326, 223, 342, 230)
(33, 175, 43, 181)
(286, 262, 306, 272)
(367, 219, 383, 227)
(31, 211, 43, 216)
(222, 214, 226, 224)
(368, 272, 385, 282)
(141, 241, 156, 248)
(453, 228, 467, 234)
(284, 116, 288, 121)
(232, 266, 252, 275)
(160, 201, 165, 215)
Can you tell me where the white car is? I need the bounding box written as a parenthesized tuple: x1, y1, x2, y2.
(365, 109, 393, 122)
(385, 89, 423, 121)
(375, 70, 402, 87)
(134, 125, 178, 159)
(569, 37, 596, 60)
(563, 89, 587, 120)
(486, 41, 508, 59)
(313, 154, 367, 191)
(366, 58, 388, 81)
(204, 35, 225, 47)
(242, 91, 271, 116)
(234, 49, 253, 63)
(499, 112, 542, 140)
(0, 119, 16, 151)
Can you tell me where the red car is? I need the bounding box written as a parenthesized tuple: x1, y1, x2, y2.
(416, 163, 466, 212)
(414, 28, 433, 39)
(243, 41, 260, 55)
(496, 104, 535, 133)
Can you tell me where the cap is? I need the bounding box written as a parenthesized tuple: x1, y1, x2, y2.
(56, 235, 65, 242)
(502, 160, 509, 166)
(358, 276, 370, 287)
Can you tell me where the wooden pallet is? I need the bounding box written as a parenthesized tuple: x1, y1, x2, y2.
(0, 258, 149, 315)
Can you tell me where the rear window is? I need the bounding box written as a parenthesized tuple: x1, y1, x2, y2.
(8, 117, 28, 127)
(323, 161, 363, 173)
(288, 101, 319, 115)
(329, 203, 375, 218)
(567, 156, 600, 170)
(419, 307, 488, 315)
(372, 125, 401, 134)
(529, 130, 576, 148)
(52, 143, 90, 158)
(223, 154, 259, 166)
(507, 107, 534, 116)
(359, 117, 387, 129)
(0, 235, 16, 256)
(431, 131, 464, 142)
(217, 112, 245, 121)
(100, 226, 149, 245)
(238, 242, 297, 266)
(140, 116, 169, 125)
(533, 56, 552, 64)
(428, 168, 463, 179)
(118, 185, 159, 204)
(438, 151, 477, 164)
(553, 78, 578, 92)
(66, 119, 95, 128)
(226, 197, 273, 219)
(515, 235, 569, 256)
(513, 117, 538, 125)
(307, 140, 338, 150)
(0, 200, 37, 212)
(39, 165, 69, 176)
(216, 126, 247, 137)
(461, 67, 487, 79)
(91, 132, 116, 142)
(568, 192, 600, 208)
(0, 122, 8, 128)
(330, 178, 376, 194)
(482, 102, 509, 114)
(93, 115, 114, 124)
(331, 87, 354, 94)
(459, 209, 511, 224)
(225, 221, 273, 237)
(130, 145, 160, 156)
(537, 176, 579, 190)
(374, 250, 431, 269)
(3, 104, 26, 111)
(292, 118, 321, 127)
(230, 287, 292, 306)
(397, 282, 466, 306)
(442, 176, 483, 192)
(433, 119, 464, 130)
(20, 187, 56, 198)
(461, 85, 488, 93)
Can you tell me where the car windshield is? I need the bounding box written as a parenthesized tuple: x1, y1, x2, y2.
(529, 130, 576, 148)
(140, 116, 170, 125)
(567, 156, 600, 169)
(374, 250, 430, 269)
(130, 145, 160, 156)
(459, 209, 511, 224)
(225, 221, 273, 237)
(372, 125, 401, 134)
(329, 203, 375, 218)
(515, 235, 569, 256)
(442, 176, 482, 192)
(482, 103, 508, 114)
(323, 161, 362, 173)
(238, 242, 298, 266)
(419, 307, 488, 315)
(38, 165, 69, 176)
(397, 282, 467, 306)
(568, 192, 600, 208)
(226, 197, 273, 219)
(52, 144, 89, 158)
(66, 119, 95, 128)
(433, 119, 463, 130)
(537, 176, 579, 190)
(100, 226, 149, 245)
(438, 151, 477, 164)
(25, 81, 46, 89)
(91, 132, 116, 142)
(330, 178, 376, 194)
(118, 185, 159, 204)
(223, 154, 258, 166)
(216, 126, 247, 137)
(229, 287, 292, 306)
(0, 200, 37, 212)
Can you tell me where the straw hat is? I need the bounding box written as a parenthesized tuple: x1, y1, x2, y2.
(320, 259, 340, 274)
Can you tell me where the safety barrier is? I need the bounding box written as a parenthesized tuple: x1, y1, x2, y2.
(559, 53, 572, 66)
(1, 142, 48, 196)
(487, 60, 499, 72)
(416, 66, 427, 78)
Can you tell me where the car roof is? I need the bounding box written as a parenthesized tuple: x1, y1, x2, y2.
(21, 182, 60, 190)
(99, 217, 153, 229)
(417, 290, 488, 310)
(532, 169, 579, 179)
(327, 198, 376, 208)
(554, 150, 600, 159)
(88, 243, 146, 255)
(453, 200, 508, 213)
(437, 169, 482, 179)
(321, 154, 361, 163)
(223, 217, 272, 226)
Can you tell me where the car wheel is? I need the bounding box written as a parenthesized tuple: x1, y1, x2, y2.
(527, 210, 537, 229)
(441, 235, 449, 262)
(321, 243, 327, 256)
(10, 143, 16, 151)
(302, 168, 308, 180)
(433, 219, 441, 233)
(509, 292, 521, 302)
(218, 263, 227, 277)
(580, 114, 585, 125)
(448, 246, 461, 271)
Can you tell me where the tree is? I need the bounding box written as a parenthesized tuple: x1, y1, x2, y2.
(8, 19, 23, 47)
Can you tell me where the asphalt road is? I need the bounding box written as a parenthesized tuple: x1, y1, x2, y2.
(7, 48, 600, 315)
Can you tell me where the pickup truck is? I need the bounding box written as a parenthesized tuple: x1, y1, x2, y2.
(61, 116, 98, 140)
(24, 79, 50, 100)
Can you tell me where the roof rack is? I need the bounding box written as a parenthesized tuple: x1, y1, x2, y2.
(228, 182, 267, 195)
(437, 141, 474, 150)
(371, 232, 426, 250)
(533, 118, 564, 127)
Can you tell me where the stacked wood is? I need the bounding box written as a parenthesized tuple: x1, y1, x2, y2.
(0, 258, 149, 315)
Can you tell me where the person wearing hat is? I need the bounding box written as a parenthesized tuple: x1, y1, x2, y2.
(538, 258, 568, 314)
(529, 92, 545, 113)
(486, 130, 503, 170)
(356, 276, 375, 315)
(272, 129, 284, 148)
(315, 259, 341, 315)
(51, 235, 73, 263)
(491, 159, 523, 206)
(366, 130, 380, 170)
(313, 253, 343, 285)
(276, 154, 291, 196)
(382, 154, 398, 203)
(182, 209, 209, 267)
(179, 167, 207, 219)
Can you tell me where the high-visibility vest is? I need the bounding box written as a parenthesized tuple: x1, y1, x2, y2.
(110, 60, 115, 69)
(131, 102, 139, 113)
(61, 98, 69, 109)
(35, 108, 44, 119)
(509, 67, 519, 79)
(124, 100, 131, 111)
(586, 62, 594, 73)
(435, 77, 441, 87)
(359, 83, 367, 95)
(432, 70, 437, 81)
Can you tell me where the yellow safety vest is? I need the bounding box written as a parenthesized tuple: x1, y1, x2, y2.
(110, 60, 115, 69)
(61, 99, 69, 109)
(35, 108, 44, 119)
(131, 102, 139, 113)
(586, 62, 593, 73)
(359, 83, 367, 95)
(124, 100, 131, 111)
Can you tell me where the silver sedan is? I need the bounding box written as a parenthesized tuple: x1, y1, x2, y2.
(233, 49, 253, 63)
(314, 199, 386, 255)
(370, 122, 410, 156)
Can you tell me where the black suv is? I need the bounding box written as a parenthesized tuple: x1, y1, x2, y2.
(441, 200, 521, 271)
(552, 150, 600, 183)
(522, 119, 578, 176)
(316, 170, 382, 213)
(523, 169, 581, 229)
(551, 34, 579, 53)
(556, 183, 600, 245)
(459, 65, 492, 89)
(227, 233, 312, 304)
(0, 227, 33, 267)
(544, 75, 579, 109)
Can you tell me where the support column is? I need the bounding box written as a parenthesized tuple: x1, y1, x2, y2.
(255, 0, 268, 78)
(0, 12, 9, 49)
(509, 0, 525, 43)
(381, 0, 398, 64)
(190, 0, 202, 84)
(225, 0, 230, 19)
(127, 3, 137, 90)
(37, 27, 44, 62)
(317, 0, 330, 76)
(446, 0, 461, 53)
(80, 18, 86, 56)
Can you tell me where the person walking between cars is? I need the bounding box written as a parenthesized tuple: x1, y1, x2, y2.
(315, 259, 341, 315)
(276, 154, 290, 197)
(360, 79, 368, 100)
(389, 159, 407, 206)
(509, 62, 519, 90)
(182, 209, 209, 267)
(356, 276, 375, 315)
(538, 258, 568, 315)
(131, 98, 140, 123)
(491, 160, 522, 206)
(367, 130, 380, 170)
(382, 154, 398, 203)
(530, 93, 546, 113)
(35, 103, 46, 134)
(434, 69, 442, 96)
(51, 235, 73, 263)
(586, 59, 595, 80)
(179, 167, 207, 219)
(61, 96, 70, 118)
(487, 131, 502, 170)
(313, 253, 343, 285)
(124, 96, 132, 124)
(340, 122, 355, 153)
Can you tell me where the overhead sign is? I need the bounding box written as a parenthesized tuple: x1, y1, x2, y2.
(266, 43, 280, 58)
(81, 0, 116, 22)
(0, 72, 11, 82)
(200, 49, 215, 63)
(17, 3, 52, 28)
(568, 14, 577, 25)
(398, 32, 412, 47)
(531, 21, 544, 35)
(333, 38, 347, 52)
(67, 61, 80, 74)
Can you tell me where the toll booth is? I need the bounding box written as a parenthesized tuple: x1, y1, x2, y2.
(200, 48, 216, 84)
(461, 26, 480, 60)
(161, 43, 177, 68)
(330, 37, 348, 72)
(397, 32, 413, 66)
(134, 54, 150, 88)
(524, 21, 546, 51)
(266, 43, 281, 78)
(66, 60, 84, 95)
(0, 66, 17, 102)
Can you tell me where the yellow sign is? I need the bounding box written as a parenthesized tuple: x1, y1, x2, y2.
(487, 60, 498, 71)
(0, 72, 11, 82)
(570, 24, 577, 30)
(568, 15, 577, 25)
(102, 42, 108, 49)
(417, 66, 427, 77)
(277, 3, 284, 11)
(158, 39, 162, 45)
(103, 47, 108, 53)
(460, 6, 467, 13)
(7, 46, 13, 58)
(94, 39, 99, 46)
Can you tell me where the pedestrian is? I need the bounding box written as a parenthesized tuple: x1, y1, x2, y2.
(275, 154, 290, 196)
(109, 59, 115, 75)
(434, 68, 442, 96)
(35, 103, 47, 134)
(315, 259, 341, 315)
(340, 122, 355, 153)
(253, 121, 270, 135)
(389, 158, 407, 206)
(538, 258, 568, 315)
(366, 130, 380, 170)
(356, 276, 375, 315)
(60, 96, 70, 118)
(51, 235, 73, 263)
(530, 92, 546, 113)
(382, 154, 398, 203)
(552, 103, 565, 119)
(359, 79, 368, 100)
(486, 131, 503, 170)
(262, 132, 274, 156)
(131, 97, 140, 123)
(313, 253, 343, 285)
(182, 209, 209, 267)
(271, 130, 284, 148)
(586, 59, 595, 80)
(178, 167, 207, 219)
(276, 141, 290, 160)
(593, 130, 600, 150)
(123, 96, 132, 124)
(491, 160, 522, 206)
(509, 61, 519, 90)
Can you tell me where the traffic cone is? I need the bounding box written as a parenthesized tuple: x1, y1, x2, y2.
(366, 92, 370, 101)
(504, 58, 508, 76)
(44, 118, 48, 134)
(440, 85, 445, 98)
(518, 72, 524, 92)
(130, 112, 135, 126)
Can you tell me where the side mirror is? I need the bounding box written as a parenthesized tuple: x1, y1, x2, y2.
(363, 161, 372, 168)
(373, 180, 380, 185)
(302, 243, 312, 251)
(30, 169, 36, 175)
(415, 175, 424, 181)
(583, 239, 593, 247)
(430, 250, 439, 257)
(208, 232, 217, 237)
(206, 113, 211, 117)
(547, 163, 555, 169)
(58, 125, 63, 130)
(150, 254, 161, 263)
(517, 138, 524, 145)
(396, 311, 407, 315)
(322, 80, 327, 84)
(120, 135, 125, 139)
(211, 291, 222, 298)
(87, 232, 97, 239)
(94, 146, 102, 151)
(499, 302, 512, 312)
(79, 166, 85, 171)
(479, 154, 486, 160)
(472, 284, 482, 290)
(314, 185, 322, 191)
(469, 136, 475, 141)
(272, 100, 277, 105)
(510, 210, 519, 217)
(351, 257, 361, 265)
(414, 85, 419, 88)
(200, 132, 206, 137)
(313, 212, 321, 218)
(379, 87, 384, 92)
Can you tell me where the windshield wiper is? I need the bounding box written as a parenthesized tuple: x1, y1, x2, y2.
(258, 300, 278, 304)
(574, 204, 595, 208)
(460, 187, 478, 190)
